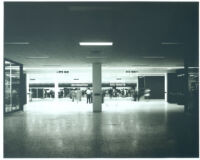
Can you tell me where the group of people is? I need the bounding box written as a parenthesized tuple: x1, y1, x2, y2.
(108, 88, 131, 98)
(68, 87, 141, 103)
(70, 88, 82, 102)
(107, 88, 140, 101)
(44, 90, 55, 98)
(69, 88, 93, 103)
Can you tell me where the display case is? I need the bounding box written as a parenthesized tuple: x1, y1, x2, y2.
(4, 59, 23, 113)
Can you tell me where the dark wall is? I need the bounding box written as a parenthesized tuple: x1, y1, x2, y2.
(167, 73, 179, 103)
(138, 77, 145, 90)
(167, 71, 187, 105)
(21, 73, 27, 106)
(144, 76, 165, 99)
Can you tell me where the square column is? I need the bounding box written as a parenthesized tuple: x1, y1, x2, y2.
(92, 63, 102, 112)
(54, 81, 59, 99)
(164, 73, 168, 102)
(26, 74, 30, 103)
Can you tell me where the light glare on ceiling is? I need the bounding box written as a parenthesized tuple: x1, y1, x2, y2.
(86, 56, 105, 59)
(27, 57, 49, 59)
(5, 42, 30, 45)
(79, 42, 113, 46)
(43, 65, 61, 66)
(143, 56, 165, 59)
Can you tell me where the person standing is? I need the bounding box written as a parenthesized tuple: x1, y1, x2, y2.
(109, 88, 113, 98)
(75, 88, 79, 103)
(137, 89, 140, 101)
(102, 90, 105, 103)
(71, 89, 76, 102)
(133, 89, 138, 101)
(77, 88, 82, 102)
(86, 88, 92, 103)
(124, 89, 127, 97)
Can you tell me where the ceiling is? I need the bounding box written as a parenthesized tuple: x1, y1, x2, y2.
(4, 2, 199, 75)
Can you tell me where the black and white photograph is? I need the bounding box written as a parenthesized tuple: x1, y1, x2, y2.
(2, 1, 199, 158)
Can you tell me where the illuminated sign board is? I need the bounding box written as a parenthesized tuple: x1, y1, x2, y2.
(71, 83, 88, 87)
(110, 83, 126, 87)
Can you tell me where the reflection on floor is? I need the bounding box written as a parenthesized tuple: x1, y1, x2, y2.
(4, 98, 198, 158)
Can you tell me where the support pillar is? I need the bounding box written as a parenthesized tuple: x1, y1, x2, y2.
(136, 74, 139, 91)
(26, 74, 30, 103)
(164, 73, 168, 102)
(183, 44, 189, 112)
(184, 63, 189, 112)
(92, 63, 102, 112)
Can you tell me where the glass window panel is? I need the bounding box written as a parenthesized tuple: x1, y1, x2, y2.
(5, 61, 12, 113)
(38, 89, 43, 98)
(11, 62, 20, 111)
(31, 89, 37, 98)
(4, 60, 21, 113)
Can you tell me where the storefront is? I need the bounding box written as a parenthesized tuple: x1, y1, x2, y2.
(28, 82, 137, 100)
(4, 58, 24, 113)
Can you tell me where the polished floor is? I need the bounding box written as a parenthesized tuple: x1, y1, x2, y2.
(4, 98, 199, 158)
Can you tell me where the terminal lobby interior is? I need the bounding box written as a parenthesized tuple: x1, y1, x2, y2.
(3, 2, 199, 158)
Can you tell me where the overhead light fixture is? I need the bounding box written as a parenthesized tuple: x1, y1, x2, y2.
(79, 42, 113, 46)
(86, 56, 105, 59)
(131, 64, 149, 66)
(42, 64, 61, 66)
(5, 42, 30, 45)
(27, 56, 49, 59)
(5, 61, 11, 64)
(143, 56, 165, 59)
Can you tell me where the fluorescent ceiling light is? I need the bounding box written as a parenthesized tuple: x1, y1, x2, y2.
(131, 64, 149, 66)
(86, 56, 105, 59)
(79, 42, 113, 46)
(27, 56, 49, 59)
(42, 64, 61, 66)
(143, 56, 165, 59)
(5, 42, 30, 45)
(5, 61, 11, 64)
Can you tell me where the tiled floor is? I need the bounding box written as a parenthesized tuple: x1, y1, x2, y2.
(4, 98, 199, 158)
